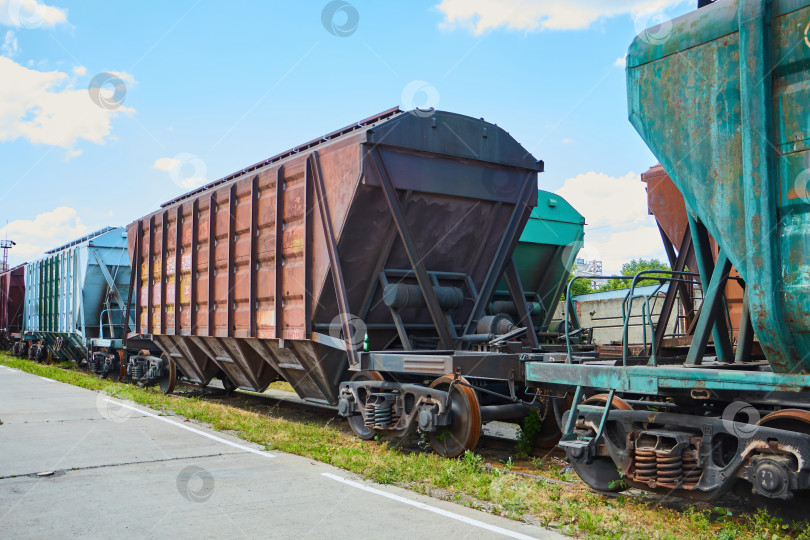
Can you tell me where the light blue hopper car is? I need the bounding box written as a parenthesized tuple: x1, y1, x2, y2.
(22, 227, 131, 370)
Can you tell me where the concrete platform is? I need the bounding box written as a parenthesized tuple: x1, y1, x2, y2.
(0, 366, 560, 539)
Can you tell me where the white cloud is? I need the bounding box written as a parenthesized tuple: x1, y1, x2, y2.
(152, 157, 180, 171)
(614, 55, 627, 67)
(436, 0, 688, 35)
(107, 70, 136, 86)
(72, 65, 85, 76)
(0, 56, 135, 155)
(561, 138, 573, 144)
(0, 0, 68, 28)
(178, 177, 207, 188)
(1, 29, 17, 56)
(557, 170, 667, 273)
(152, 154, 209, 189)
(557, 171, 649, 229)
(586, 226, 666, 274)
(0, 206, 88, 260)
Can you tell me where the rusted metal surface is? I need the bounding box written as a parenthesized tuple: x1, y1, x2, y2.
(757, 408, 810, 428)
(127, 108, 540, 403)
(629, 1, 810, 372)
(642, 165, 746, 344)
(0, 264, 25, 338)
(642, 165, 690, 253)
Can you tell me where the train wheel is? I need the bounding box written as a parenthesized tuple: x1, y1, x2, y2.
(566, 394, 632, 493)
(748, 409, 810, 521)
(347, 370, 384, 440)
(109, 350, 126, 383)
(158, 353, 176, 394)
(427, 375, 481, 458)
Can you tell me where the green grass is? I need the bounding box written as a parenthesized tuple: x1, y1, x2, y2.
(266, 380, 295, 393)
(1, 351, 807, 539)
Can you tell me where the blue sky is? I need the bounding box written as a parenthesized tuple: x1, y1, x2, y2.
(0, 0, 694, 271)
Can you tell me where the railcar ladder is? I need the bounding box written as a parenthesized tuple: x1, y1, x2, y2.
(558, 387, 615, 454)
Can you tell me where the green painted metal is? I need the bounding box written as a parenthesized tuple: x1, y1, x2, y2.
(685, 252, 733, 365)
(37, 256, 59, 333)
(501, 190, 585, 330)
(686, 214, 733, 362)
(627, 0, 810, 372)
(525, 362, 810, 395)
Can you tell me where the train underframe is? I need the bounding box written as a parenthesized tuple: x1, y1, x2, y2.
(335, 348, 562, 457)
(522, 361, 810, 516)
(6, 331, 179, 392)
(503, 206, 810, 514)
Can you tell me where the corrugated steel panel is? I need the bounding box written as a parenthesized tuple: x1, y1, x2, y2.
(127, 108, 541, 402)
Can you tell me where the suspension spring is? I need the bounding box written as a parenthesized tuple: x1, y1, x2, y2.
(634, 448, 657, 483)
(131, 362, 145, 380)
(374, 404, 393, 428)
(364, 403, 376, 428)
(655, 451, 683, 488)
(364, 392, 396, 429)
(92, 353, 108, 373)
(681, 449, 701, 486)
(633, 445, 702, 488)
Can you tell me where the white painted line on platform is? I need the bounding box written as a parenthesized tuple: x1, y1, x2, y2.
(38, 376, 56, 383)
(105, 399, 276, 458)
(321, 472, 539, 540)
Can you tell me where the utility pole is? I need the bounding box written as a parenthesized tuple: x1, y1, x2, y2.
(0, 239, 14, 272)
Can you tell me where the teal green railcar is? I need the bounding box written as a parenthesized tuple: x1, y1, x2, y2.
(523, 0, 810, 513)
(490, 191, 584, 344)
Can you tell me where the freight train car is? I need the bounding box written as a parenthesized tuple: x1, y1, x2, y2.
(0, 264, 25, 351)
(124, 107, 576, 456)
(524, 0, 810, 514)
(16, 227, 158, 379)
(491, 190, 584, 347)
(642, 164, 749, 355)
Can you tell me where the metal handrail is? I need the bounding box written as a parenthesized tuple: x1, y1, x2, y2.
(563, 270, 706, 364)
(620, 270, 701, 366)
(98, 308, 131, 340)
(564, 274, 630, 361)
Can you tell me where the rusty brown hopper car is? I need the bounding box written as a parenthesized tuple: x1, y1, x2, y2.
(126, 108, 540, 404)
(642, 164, 745, 346)
(0, 263, 25, 349)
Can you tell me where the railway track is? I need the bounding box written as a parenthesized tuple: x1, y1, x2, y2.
(171, 379, 566, 460)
